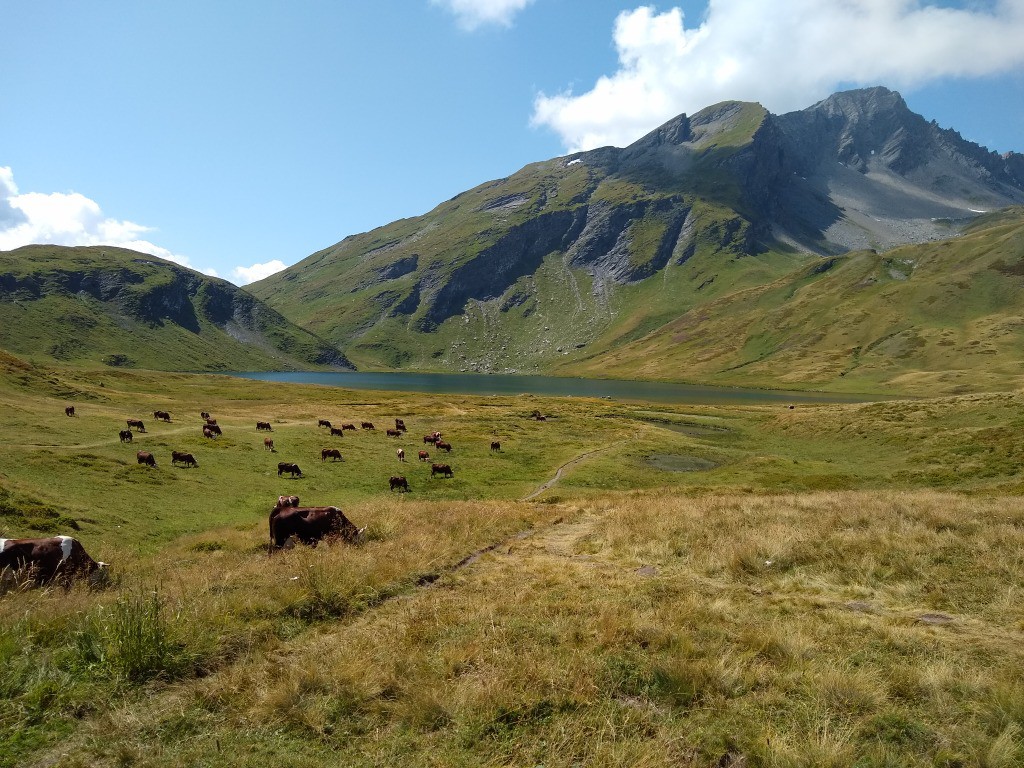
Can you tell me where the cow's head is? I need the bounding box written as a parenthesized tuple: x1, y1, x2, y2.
(356, 526, 367, 544)
(89, 561, 111, 587)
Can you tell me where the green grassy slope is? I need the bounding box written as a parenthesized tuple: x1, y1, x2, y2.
(562, 207, 1024, 395)
(0, 245, 350, 371)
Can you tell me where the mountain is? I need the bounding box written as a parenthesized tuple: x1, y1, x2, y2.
(0, 245, 351, 371)
(247, 87, 1024, 391)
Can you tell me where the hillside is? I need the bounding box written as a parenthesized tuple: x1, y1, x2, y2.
(248, 87, 1024, 391)
(0, 245, 351, 371)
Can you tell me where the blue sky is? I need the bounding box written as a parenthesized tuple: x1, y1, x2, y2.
(2, 0, 1023, 283)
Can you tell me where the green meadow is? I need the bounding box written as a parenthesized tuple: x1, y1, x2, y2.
(1, 352, 1023, 766)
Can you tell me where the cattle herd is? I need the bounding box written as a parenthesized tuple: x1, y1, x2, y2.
(0, 404, 527, 587)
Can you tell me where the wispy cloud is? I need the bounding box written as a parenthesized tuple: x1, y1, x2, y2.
(0, 166, 218, 277)
(431, 0, 535, 30)
(533, 0, 1024, 152)
(233, 260, 286, 285)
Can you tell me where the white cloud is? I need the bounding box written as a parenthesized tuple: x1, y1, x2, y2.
(432, 0, 535, 30)
(533, 0, 1024, 152)
(232, 260, 286, 285)
(0, 166, 219, 276)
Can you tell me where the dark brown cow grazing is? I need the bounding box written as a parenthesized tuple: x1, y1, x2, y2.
(0, 536, 108, 586)
(154, 410, 171, 422)
(318, 419, 332, 429)
(137, 451, 156, 467)
(330, 427, 344, 437)
(278, 462, 303, 478)
(119, 430, 133, 443)
(386, 428, 401, 438)
(341, 423, 356, 431)
(361, 422, 375, 430)
(203, 426, 215, 439)
(321, 448, 342, 462)
(65, 405, 75, 417)
(127, 418, 146, 432)
(264, 437, 275, 452)
(269, 506, 364, 550)
(423, 434, 438, 445)
(418, 450, 430, 461)
(171, 451, 198, 468)
(436, 441, 452, 453)
(256, 421, 273, 431)
(396, 448, 405, 462)
(536, 415, 547, 421)
(389, 475, 409, 492)
(431, 463, 453, 478)
(395, 418, 407, 432)
(491, 441, 501, 451)
(206, 424, 222, 436)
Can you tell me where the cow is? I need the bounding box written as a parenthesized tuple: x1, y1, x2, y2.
(154, 410, 171, 422)
(318, 419, 332, 429)
(137, 451, 156, 467)
(423, 434, 438, 445)
(278, 462, 303, 478)
(321, 448, 342, 462)
(269, 506, 364, 550)
(200, 411, 211, 420)
(118, 430, 133, 443)
(396, 448, 405, 462)
(418, 450, 430, 461)
(256, 421, 273, 432)
(272, 495, 300, 515)
(203, 426, 215, 439)
(0, 536, 109, 587)
(361, 422, 375, 430)
(436, 441, 453, 453)
(65, 405, 75, 417)
(491, 441, 501, 451)
(264, 437, 275, 452)
(389, 476, 409, 492)
(206, 424, 222, 436)
(330, 427, 344, 437)
(341, 423, 356, 431)
(127, 418, 146, 432)
(536, 415, 547, 422)
(395, 418, 407, 432)
(205, 418, 218, 427)
(171, 451, 198, 468)
(386, 428, 402, 438)
(431, 463, 453, 478)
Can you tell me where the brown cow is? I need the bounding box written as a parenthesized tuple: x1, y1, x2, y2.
(270, 506, 363, 550)
(0, 536, 109, 586)
(389, 476, 409, 492)
(205, 418, 218, 426)
(418, 450, 430, 461)
(171, 451, 198, 468)
(436, 441, 452, 453)
(264, 437, 275, 452)
(154, 410, 171, 422)
(396, 448, 405, 462)
(395, 418, 407, 432)
(65, 405, 75, 417)
(431, 463, 453, 478)
(127, 418, 146, 432)
(318, 419, 332, 429)
(118, 430, 133, 443)
(361, 422, 375, 430)
(491, 441, 501, 451)
(341, 423, 356, 431)
(330, 426, 344, 437)
(137, 451, 156, 467)
(321, 448, 342, 462)
(200, 411, 211, 419)
(278, 462, 303, 478)
(256, 421, 273, 431)
(203, 426, 215, 439)
(386, 428, 402, 438)
(206, 424, 222, 436)
(423, 434, 438, 444)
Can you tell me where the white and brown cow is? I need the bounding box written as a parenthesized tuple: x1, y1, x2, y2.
(0, 536, 109, 587)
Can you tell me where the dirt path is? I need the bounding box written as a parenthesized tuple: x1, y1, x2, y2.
(521, 444, 618, 501)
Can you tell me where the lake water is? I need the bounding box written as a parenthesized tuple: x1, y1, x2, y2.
(227, 371, 879, 406)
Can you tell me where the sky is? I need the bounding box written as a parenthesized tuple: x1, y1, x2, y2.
(2, 0, 1023, 284)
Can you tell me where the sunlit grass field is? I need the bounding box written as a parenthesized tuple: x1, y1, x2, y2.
(2, 353, 1023, 766)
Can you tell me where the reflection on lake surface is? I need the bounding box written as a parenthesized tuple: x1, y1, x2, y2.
(227, 371, 879, 406)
